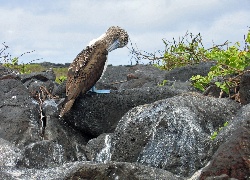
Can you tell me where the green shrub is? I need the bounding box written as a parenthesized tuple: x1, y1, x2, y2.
(191, 30, 250, 95)
(0, 42, 68, 81)
(55, 75, 67, 84)
(159, 32, 209, 70)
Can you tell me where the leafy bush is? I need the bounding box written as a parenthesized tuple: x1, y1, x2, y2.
(0, 42, 42, 74)
(160, 32, 210, 70)
(0, 42, 68, 81)
(130, 29, 250, 99)
(191, 30, 250, 96)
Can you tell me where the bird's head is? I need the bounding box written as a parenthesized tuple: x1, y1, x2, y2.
(106, 26, 129, 52)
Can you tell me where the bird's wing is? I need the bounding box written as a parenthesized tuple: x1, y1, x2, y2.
(66, 43, 108, 100)
(65, 45, 93, 100)
(60, 42, 108, 117)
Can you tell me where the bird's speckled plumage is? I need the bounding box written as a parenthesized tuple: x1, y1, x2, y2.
(59, 26, 128, 117)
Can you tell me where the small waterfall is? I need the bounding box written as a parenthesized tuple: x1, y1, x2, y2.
(95, 134, 112, 163)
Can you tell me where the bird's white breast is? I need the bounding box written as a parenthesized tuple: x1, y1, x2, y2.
(100, 55, 108, 80)
(88, 33, 106, 46)
(88, 33, 109, 80)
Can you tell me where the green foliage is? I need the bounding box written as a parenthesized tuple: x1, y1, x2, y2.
(191, 30, 250, 95)
(3, 57, 32, 74)
(158, 79, 168, 86)
(1, 42, 68, 81)
(55, 75, 67, 84)
(53, 67, 68, 78)
(4, 62, 68, 83)
(159, 32, 209, 70)
(210, 121, 229, 140)
(1, 42, 43, 74)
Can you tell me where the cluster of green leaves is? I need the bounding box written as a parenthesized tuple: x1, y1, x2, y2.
(210, 121, 229, 140)
(191, 30, 250, 94)
(158, 79, 168, 86)
(55, 75, 67, 84)
(158, 32, 208, 70)
(5, 62, 68, 84)
(1, 42, 68, 83)
(3, 57, 32, 74)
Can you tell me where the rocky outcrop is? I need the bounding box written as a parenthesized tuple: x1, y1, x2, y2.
(164, 61, 215, 81)
(0, 79, 41, 147)
(65, 161, 183, 180)
(0, 161, 183, 180)
(199, 104, 250, 180)
(62, 64, 193, 137)
(63, 86, 185, 137)
(106, 93, 240, 177)
(0, 63, 250, 179)
(0, 76, 88, 171)
(239, 71, 250, 104)
(19, 69, 56, 96)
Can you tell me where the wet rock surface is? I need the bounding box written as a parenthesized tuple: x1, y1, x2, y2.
(0, 63, 250, 179)
(109, 93, 240, 177)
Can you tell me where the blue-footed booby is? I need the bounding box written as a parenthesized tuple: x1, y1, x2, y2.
(59, 26, 129, 117)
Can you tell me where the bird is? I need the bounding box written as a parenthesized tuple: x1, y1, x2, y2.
(59, 26, 129, 117)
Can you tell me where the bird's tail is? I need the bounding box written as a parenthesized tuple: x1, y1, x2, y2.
(59, 98, 75, 117)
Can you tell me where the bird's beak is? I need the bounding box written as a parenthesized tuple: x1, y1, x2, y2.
(108, 39, 120, 52)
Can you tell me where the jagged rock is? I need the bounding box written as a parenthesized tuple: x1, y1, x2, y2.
(108, 93, 240, 177)
(199, 104, 250, 180)
(0, 78, 88, 170)
(19, 68, 56, 82)
(62, 86, 185, 137)
(97, 64, 166, 90)
(16, 115, 88, 169)
(65, 161, 183, 180)
(52, 79, 67, 97)
(0, 65, 20, 78)
(0, 161, 85, 179)
(17, 140, 68, 169)
(204, 174, 238, 180)
(0, 79, 42, 147)
(85, 133, 113, 162)
(239, 71, 250, 104)
(19, 69, 56, 95)
(164, 61, 215, 81)
(0, 138, 22, 167)
(0, 161, 182, 180)
(1, 63, 250, 180)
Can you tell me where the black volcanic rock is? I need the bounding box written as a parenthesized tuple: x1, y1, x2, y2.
(62, 86, 185, 137)
(65, 161, 183, 180)
(239, 71, 250, 105)
(1, 63, 250, 180)
(108, 93, 240, 177)
(164, 61, 215, 81)
(0, 77, 88, 171)
(0, 79, 41, 147)
(19, 69, 56, 95)
(199, 104, 250, 179)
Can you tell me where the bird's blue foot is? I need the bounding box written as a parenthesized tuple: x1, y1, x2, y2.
(89, 86, 110, 94)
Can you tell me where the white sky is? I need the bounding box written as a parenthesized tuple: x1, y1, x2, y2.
(0, 0, 249, 65)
